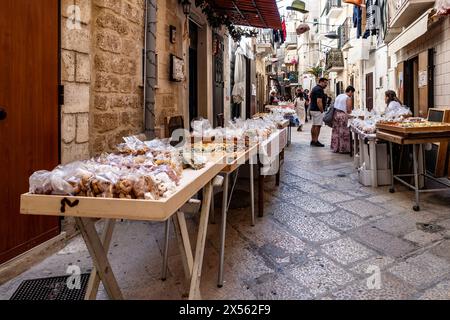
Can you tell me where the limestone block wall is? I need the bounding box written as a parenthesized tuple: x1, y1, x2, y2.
(154, 0, 188, 136)
(61, 0, 92, 164)
(91, 0, 145, 154)
(61, 0, 146, 161)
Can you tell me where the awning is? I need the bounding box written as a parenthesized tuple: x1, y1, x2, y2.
(388, 9, 434, 56)
(208, 0, 282, 29)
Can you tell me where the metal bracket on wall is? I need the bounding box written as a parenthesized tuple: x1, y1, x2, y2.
(58, 85, 64, 106)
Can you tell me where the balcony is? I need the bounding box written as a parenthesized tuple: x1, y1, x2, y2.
(284, 32, 298, 49)
(325, 48, 344, 72)
(389, 0, 435, 29)
(322, 0, 343, 19)
(338, 17, 352, 49)
(256, 30, 274, 55)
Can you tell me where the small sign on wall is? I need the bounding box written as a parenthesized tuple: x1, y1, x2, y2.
(170, 54, 184, 82)
(418, 70, 427, 88)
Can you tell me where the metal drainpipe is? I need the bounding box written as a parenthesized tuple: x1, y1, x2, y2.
(144, 0, 156, 139)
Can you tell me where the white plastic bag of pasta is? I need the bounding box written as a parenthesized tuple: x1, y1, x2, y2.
(29, 171, 53, 195)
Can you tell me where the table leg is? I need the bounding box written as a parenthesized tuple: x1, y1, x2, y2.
(389, 142, 395, 193)
(359, 137, 365, 169)
(412, 144, 420, 211)
(189, 181, 213, 300)
(288, 125, 291, 146)
(258, 158, 264, 218)
(276, 149, 284, 187)
(418, 143, 425, 188)
(250, 163, 255, 227)
(75, 217, 123, 300)
(173, 211, 194, 292)
(84, 219, 116, 300)
(369, 141, 378, 187)
(161, 219, 171, 281)
(218, 174, 229, 288)
(210, 191, 216, 225)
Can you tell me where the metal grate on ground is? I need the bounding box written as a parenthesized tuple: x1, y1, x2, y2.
(10, 273, 90, 300)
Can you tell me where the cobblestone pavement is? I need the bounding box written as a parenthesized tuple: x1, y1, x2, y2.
(1, 123, 450, 300)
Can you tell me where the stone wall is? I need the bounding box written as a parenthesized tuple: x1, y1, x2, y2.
(61, 0, 92, 164)
(154, 0, 187, 136)
(61, 0, 146, 161)
(396, 17, 450, 109)
(91, 0, 145, 154)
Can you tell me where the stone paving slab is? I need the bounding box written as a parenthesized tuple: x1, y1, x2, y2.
(320, 238, 376, 266)
(245, 272, 312, 300)
(418, 279, 450, 300)
(288, 256, 355, 296)
(330, 273, 417, 300)
(317, 210, 367, 232)
(388, 252, 450, 289)
(272, 203, 341, 243)
(287, 195, 336, 214)
(350, 256, 396, 276)
(317, 191, 354, 204)
(351, 226, 417, 258)
(337, 200, 387, 219)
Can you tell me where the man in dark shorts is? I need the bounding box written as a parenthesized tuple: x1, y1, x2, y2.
(309, 78, 328, 147)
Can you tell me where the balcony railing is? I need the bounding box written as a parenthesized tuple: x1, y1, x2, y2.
(325, 48, 344, 71)
(256, 30, 274, 46)
(338, 17, 352, 49)
(285, 32, 298, 47)
(322, 0, 342, 17)
(388, 0, 435, 28)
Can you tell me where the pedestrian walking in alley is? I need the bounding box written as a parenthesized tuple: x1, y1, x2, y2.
(294, 88, 306, 131)
(309, 78, 328, 147)
(304, 89, 310, 122)
(331, 86, 355, 154)
(269, 90, 279, 105)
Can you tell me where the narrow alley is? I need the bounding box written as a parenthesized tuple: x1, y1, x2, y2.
(2, 124, 449, 300)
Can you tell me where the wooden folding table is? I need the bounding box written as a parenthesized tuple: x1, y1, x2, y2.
(376, 123, 450, 211)
(20, 157, 226, 300)
(258, 128, 288, 217)
(216, 144, 258, 287)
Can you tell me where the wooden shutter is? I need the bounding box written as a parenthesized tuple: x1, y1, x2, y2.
(418, 50, 429, 117)
(396, 61, 404, 103)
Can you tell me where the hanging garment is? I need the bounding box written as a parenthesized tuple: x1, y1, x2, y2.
(273, 29, 279, 43)
(363, 0, 381, 38)
(279, 29, 285, 43)
(232, 47, 246, 104)
(353, 5, 362, 38)
(282, 19, 287, 41)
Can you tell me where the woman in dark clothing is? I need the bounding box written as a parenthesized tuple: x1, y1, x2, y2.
(269, 91, 279, 105)
(304, 89, 310, 122)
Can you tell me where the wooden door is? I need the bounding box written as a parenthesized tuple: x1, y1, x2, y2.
(188, 22, 199, 128)
(212, 33, 224, 127)
(365, 72, 374, 111)
(0, 0, 61, 264)
(418, 50, 429, 117)
(396, 61, 404, 103)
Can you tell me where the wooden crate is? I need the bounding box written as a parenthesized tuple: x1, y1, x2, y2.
(21, 156, 226, 222)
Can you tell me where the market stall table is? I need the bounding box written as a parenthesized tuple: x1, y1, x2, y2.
(216, 144, 258, 287)
(376, 122, 450, 211)
(20, 156, 226, 300)
(349, 124, 391, 187)
(258, 128, 288, 217)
